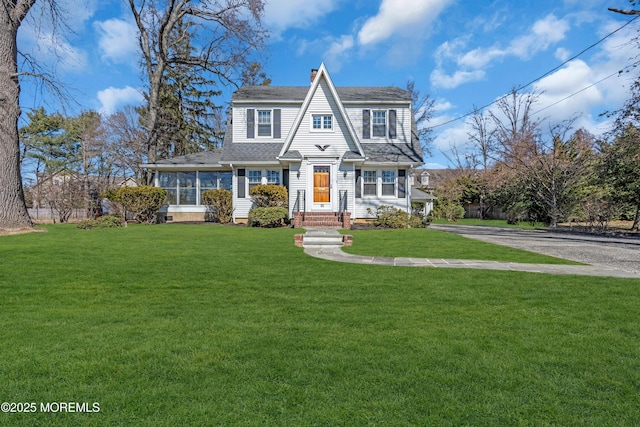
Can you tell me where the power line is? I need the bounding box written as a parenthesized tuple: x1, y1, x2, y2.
(431, 15, 640, 129)
(532, 65, 635, 115)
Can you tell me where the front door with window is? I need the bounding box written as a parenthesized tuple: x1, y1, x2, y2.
(313, 166, 330, 204)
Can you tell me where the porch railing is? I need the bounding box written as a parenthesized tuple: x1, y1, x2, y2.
(294, 189, 306, 220)
(339, 190, 348, 214)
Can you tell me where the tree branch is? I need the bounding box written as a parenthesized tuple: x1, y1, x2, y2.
(608, 7, 640, 15)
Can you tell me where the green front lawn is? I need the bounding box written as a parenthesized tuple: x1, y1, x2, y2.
(0, 224, 638, 426)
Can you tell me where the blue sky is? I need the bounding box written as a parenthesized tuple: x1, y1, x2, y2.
(18, 0, 639, 168)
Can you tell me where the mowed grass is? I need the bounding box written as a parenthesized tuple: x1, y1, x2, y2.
(1, 224, 639, 426)
(342, 227, 578, 264)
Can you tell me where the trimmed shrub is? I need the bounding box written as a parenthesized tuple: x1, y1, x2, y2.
(432, 199, 465, 222)
(248, 207, 288, 228)
(104, 186, 167, 224)
(367, 205, 427, 229)
(202, 189, 233, 223)
(77, 214, 125, 230)
(250, 184, 288, 208)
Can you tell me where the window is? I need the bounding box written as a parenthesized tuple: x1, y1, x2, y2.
(219, 172, 232, 191)
(311, 114, 333, 131)
(199, 171, 232, 201)
(159, 172, 178, 205)
(266, 170, 280, 184)
(178, 172, 197, 205)
(199, 171, 218, 203)
(257, 110, 271, 137)
(372, 111, 386, 137)
(382, 170, 395, 196)
(360, 170, 401, 197)
(160, 171, 232, 205)
(363, 170, 377, 196)
(248, 170, 262, 191)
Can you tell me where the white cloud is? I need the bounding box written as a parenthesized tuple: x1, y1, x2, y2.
(31, 31, 88, 73)
(507, 14, 570, 59)
(431, 14, 570, 90)
(430, 68, 485, 89)
(458, 46, 505, 69)
(97, 86, 144, 115)
(358, 0, 453, 46)
(323, 35, 354, 72)
(434, 100, 454, 113)
(94, 19, 139, 64)
(264, 0, 343, 37)
(555, 47, 570, 61)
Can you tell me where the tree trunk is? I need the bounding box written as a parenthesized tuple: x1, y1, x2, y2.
(0, 3, 33, 231)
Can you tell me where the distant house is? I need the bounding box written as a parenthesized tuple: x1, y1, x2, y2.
(143, 63, 424, 227)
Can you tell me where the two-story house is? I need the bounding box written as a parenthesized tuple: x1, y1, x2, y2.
(143, 63, 423, 227)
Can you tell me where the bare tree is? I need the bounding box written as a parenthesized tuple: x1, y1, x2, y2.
(129, 0, 266, 175)
(0, 1, 38, 231)
(406, 80, 435, 156)
(0, 0, 72, 231)
(465, 107, 497, 219)
(103, 106, 148, 183)
(490, 88, 543, 166)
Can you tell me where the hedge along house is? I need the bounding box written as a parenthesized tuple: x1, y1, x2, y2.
(143, 63, 424, 226)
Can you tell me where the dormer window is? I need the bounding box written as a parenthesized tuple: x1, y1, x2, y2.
(311, 114, 333, 131)
(372, 111, 386, 137)
(362, 109, 397, 139)
(257, 110, 272, 137)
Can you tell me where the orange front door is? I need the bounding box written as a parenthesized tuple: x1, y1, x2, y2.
(313, 166, 330, 203)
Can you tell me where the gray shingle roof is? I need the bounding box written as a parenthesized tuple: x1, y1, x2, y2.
(280, 150, 303, 160)
(359, 115, 423, 165)
(146, 149, 224, 166)
(233, 86, 411, 103)
(223, 84, 423, 165)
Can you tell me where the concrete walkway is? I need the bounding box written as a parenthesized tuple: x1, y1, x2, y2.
(301, 228, 640, 279)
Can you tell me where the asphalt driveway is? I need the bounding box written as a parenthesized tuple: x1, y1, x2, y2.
(430, 224, 640, 275)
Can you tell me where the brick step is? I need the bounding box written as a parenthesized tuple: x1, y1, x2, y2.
(299, 222, 343, 228)
(293, 212, 351, 229)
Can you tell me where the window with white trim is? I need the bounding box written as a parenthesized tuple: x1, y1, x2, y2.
(248, 170, 262, 191)
(381, 170, 396, 196)
(257, 110, 272, 137)
(266, 170, 280, 184)
(360, 169, 401, 197)
(311, 114, 333, 131)
(372, 110, 386, 137)
(363, 170, 377, 196)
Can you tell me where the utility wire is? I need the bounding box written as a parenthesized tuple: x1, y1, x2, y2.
(531, 64, 635, 115)
(432, 15, 640, 129)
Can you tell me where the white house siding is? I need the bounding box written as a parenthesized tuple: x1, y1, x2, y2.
(344, 105, 411, 143)
(287, 163, 306, 216)
(337, 162, 355, 215)
(232, 169, 254, 221)
(354, 166, 410, 219)
(287, 80, 359, 156)
(355, 196, 408, 218)
(232, 103, 300, 144)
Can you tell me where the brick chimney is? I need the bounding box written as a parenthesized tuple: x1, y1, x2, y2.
(310, 68, 318, 84)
